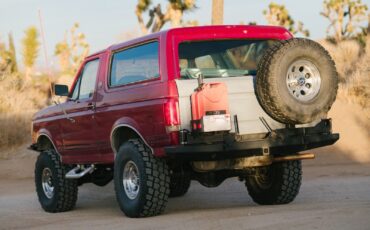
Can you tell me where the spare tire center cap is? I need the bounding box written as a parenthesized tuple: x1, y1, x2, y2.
(298, 77, 305, 86)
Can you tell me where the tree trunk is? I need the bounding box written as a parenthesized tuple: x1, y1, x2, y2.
(135, 8, 149, 34)
(335, 7, 344, 42)
(169, 8, 182, 28)
(25, 67, 32, 84)
(367, 13, 370, 35)
(212, 0, 224, 25)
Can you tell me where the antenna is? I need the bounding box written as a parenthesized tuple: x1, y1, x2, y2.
(38, 9, 54, 98)
(38, 9, 74, 123)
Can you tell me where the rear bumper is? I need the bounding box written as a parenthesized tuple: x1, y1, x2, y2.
(164, 119, 339, 160)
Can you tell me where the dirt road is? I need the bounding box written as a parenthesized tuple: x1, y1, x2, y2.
(1, 159, 369, 230)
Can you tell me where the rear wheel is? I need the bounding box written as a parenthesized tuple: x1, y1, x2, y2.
(169, 173, 191, 197)
(245, 160, 302, 205)
(114, 139, 170, 217)
(35, 149, 78, 212)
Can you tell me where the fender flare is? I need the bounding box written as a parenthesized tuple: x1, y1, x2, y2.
(110, 117, 153, 155)
(35, 131, 63, 160)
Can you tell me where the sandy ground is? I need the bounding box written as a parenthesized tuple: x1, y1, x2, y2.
(0, 162, 369, 230)
(0, 99, 369, 230)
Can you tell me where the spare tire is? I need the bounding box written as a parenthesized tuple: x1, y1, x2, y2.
(256, 38, 338, 124)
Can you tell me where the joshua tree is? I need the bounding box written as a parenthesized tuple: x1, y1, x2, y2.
(135, 0, 196, 34)
(368, 13, 370, 34)
(8, 33, 18, 73)
(321, 0, 368, 42)
(263, 2, 310, 37)
(54, 23, 89, 75)
(0, 39, 10, 76)
(21, 26, 40, 80)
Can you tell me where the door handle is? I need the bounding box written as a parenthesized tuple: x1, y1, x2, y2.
(87, 103, 96, 110)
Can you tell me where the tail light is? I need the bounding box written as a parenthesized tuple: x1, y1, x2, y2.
(164, 98, 180, 145)
(164, 98, 180, 127)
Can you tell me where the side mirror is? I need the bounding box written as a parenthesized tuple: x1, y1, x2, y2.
(54, 84, 69, 96)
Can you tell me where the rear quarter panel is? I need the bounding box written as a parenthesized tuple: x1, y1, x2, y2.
(94, 34, 178, 160)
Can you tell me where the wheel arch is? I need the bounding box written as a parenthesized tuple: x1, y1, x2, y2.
(36, 133, 57, 151)
(35, 132, 63, 161)
(110, 124, 153, 155)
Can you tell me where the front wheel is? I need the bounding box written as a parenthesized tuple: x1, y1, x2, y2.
(35, 149, 78, 212)
(245, 160, 302, 205)
(114, 139, 170, 217)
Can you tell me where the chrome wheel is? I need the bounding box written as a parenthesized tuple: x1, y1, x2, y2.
(41, 168, 54, 199)
(123, 161, 140, 200)
(286, 59, 321, 102)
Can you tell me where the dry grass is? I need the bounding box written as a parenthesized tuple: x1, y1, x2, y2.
(319, 40, 361, 82)
(320, 37, 370, 116)
(0, 74, 49, 156)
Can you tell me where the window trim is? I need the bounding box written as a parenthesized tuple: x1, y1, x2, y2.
(70, 76, 81, 101)
(69, 58, 100, 101)
(108, 40, 160, 88)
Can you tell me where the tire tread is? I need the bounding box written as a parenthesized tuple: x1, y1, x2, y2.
(114, 139, 170, 217)
(256, 38, 338, 124)
(35, 150, 78, 212)
(246, 160, 302, 205)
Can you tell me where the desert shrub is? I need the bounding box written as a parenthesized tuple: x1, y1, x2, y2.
(0, 73, 49, 151)
(319, 39, 362, 82)
(345, 38, 370, 111)
(320, 37, 370, 114)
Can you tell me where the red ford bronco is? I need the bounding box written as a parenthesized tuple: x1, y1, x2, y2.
(30, 25, 339, 217)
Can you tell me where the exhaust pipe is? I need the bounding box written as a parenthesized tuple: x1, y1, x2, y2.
(273, 153, 315, 162)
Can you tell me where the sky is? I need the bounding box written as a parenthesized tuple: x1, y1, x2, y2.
(0, 0, 369, 69)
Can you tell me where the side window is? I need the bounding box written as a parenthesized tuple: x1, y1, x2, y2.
(110, 41, 159, 87)
(70, 59, 100, 100)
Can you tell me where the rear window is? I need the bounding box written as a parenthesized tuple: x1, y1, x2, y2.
(178, 39, 276, 79)
(110, 41, 159, 87)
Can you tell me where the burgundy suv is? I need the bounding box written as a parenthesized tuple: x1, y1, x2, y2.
(30, 25, 339, 217)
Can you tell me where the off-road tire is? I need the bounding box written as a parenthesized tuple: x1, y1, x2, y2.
(169, 173, 191, 197)
(245, 160, 302, 205)
(256, 38, 338, 124)
(114, 139, 170, 217)
(35, 149, 78, 212)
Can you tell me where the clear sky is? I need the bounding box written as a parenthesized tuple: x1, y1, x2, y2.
(0, 0, 369, 68)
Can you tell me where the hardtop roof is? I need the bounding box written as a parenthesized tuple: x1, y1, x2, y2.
(87, 25, 291, 58)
